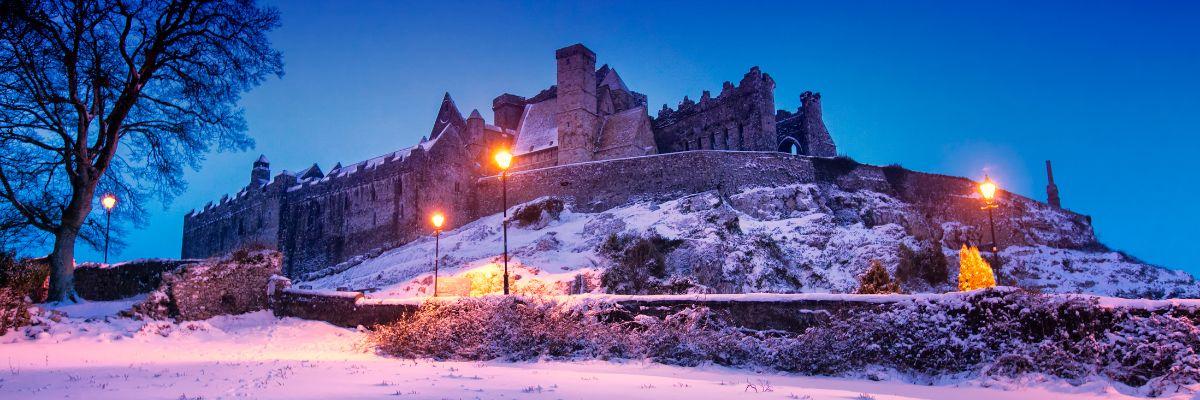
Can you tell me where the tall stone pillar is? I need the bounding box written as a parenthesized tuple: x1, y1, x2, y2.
(555, 43, 599, 165)
(1046, 160, 1061, 208)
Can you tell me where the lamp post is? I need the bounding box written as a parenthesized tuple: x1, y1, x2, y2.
(978, 175, 1000, 267)
(101, 194, 117, 264)
(493, 149, 513, 295)
(430, 212, 445, 297)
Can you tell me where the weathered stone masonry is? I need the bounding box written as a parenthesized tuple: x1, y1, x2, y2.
(183, 43, 1081, 279)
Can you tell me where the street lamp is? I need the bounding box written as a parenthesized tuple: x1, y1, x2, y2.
(978, 175, 1000, 267)
(101, 194, 117, 264)
(430, 212, 445, 297)
(493, 149, 513, 295)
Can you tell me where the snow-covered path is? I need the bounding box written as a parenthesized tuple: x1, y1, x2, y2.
(0, 303, 1173, 400)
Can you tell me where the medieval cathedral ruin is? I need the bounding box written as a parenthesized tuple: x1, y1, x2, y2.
(186, 43, 1069, 279)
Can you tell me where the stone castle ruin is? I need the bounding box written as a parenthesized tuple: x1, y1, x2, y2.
(183, 43, 1072, 279)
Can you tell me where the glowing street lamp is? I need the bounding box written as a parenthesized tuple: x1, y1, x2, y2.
(430, 212, 445, 297)
(493, 149, 513, 295)
(101, 194, 117, 263)
(978, 175, 1000, 268)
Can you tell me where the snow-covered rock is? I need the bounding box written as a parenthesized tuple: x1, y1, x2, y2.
(304, 184, 1198, 299)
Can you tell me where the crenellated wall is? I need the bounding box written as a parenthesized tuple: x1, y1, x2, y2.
(181, 179, 285, 259)
(184, 125, 482, 279)
(652, 67, 778, 153)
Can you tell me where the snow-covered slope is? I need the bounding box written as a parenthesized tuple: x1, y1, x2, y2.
(304, 184, 1198, 299)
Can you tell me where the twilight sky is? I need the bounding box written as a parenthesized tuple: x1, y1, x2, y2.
(73, 1, 1200, 275)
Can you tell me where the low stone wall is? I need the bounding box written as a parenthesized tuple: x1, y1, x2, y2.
(268, 276, 417, 327)
(267, 283, 893, 332)
(475, 151, 832, 215)
(75, 259, 200, 301)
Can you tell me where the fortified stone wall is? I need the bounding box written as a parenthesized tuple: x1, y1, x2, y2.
(181, 179, 284, 259)
(474, 151, 1097, 250)
(278, 128, 478, 278)
(184, 125, 482, 279)
(651, 67, 778, 153)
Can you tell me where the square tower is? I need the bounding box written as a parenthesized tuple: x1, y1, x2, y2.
(555, 43, 600, 165)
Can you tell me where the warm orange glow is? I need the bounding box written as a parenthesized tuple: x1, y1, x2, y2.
(101, 194, 117, 210)
(979, 176, 997, 201)
(493, 149, 513, 171)
(430, 212, 445, 229)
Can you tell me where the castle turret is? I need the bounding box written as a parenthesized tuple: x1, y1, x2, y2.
(465, 109, 488, 163)
(492, 93, 525, 131)
(555, 43, 600, 165)
(251, 154, 270, 186)
(1046, 160, 1061, 208)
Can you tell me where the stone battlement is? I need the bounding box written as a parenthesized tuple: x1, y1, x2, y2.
(653, 66, 775, 125)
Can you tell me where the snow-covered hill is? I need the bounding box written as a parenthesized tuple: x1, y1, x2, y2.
(303, 184, 1198, 299)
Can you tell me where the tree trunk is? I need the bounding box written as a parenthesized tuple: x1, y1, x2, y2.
(47, 228, 79, 303)
(47, 184, 94, 303)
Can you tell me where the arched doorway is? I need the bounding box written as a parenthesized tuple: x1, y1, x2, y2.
(778, 137, 804, 155)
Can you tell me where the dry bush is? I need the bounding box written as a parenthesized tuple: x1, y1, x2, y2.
(598, 233, 684, 294)
(370, 296, 635, 361)
(0, 253, 49, 302)
(0, 287, 32, 335)
(368, 289, 1200, 396)
(894, 243, 949, 289)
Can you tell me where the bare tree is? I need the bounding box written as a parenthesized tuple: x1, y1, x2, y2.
(0, 0, 283, 301)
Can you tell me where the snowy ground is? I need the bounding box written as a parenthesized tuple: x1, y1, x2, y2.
(0, 298, 1183, 400)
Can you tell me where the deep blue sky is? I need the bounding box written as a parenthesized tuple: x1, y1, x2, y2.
(77, 1, 1200, 275)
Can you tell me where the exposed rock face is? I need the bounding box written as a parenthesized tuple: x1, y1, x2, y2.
(308, 181, 1197, 299)
(134, 250, 282, 320)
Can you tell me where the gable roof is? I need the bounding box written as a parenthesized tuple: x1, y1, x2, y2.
(512, 98, 558, 155)
(429, 92, 465, 139)
(597, 106, 650, 151)
(596, 64, 629, 92)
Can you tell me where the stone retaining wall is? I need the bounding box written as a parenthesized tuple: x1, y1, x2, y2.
(268, 277, 418, 327)
(75, 259, 200, 301)
(476, 151, 1097, 250)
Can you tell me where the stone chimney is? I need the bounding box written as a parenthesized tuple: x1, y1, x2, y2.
(1046, 160, 1061, 208)
(251, 154, 270, 186)
(554, 43, 599, 165)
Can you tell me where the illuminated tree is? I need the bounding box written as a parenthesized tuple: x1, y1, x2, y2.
(957, 245, 996, 291)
